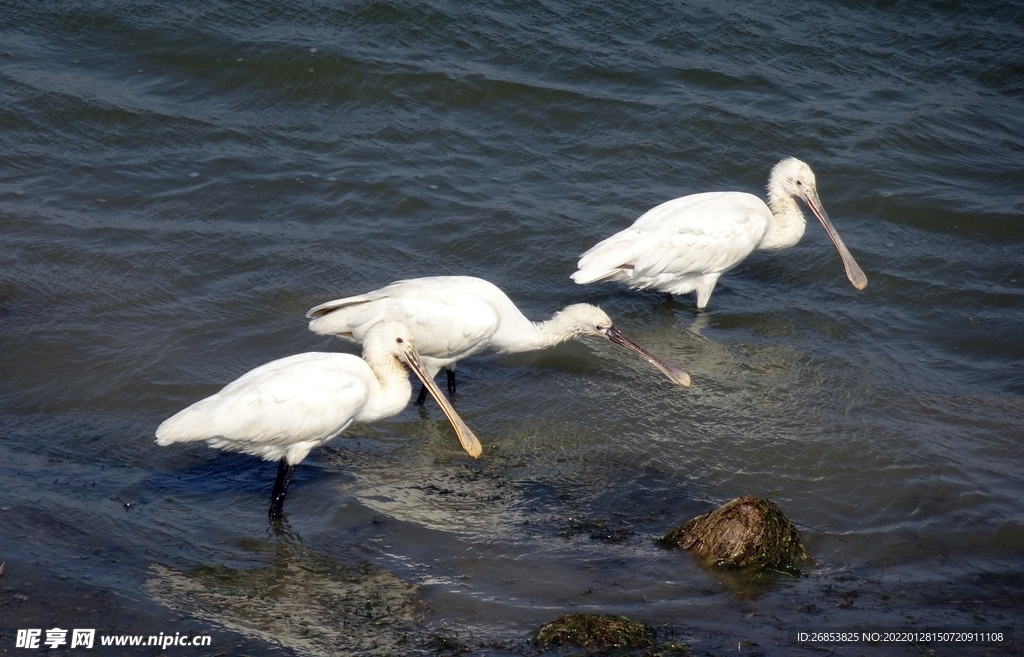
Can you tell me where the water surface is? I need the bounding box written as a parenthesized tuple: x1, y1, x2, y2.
(2, 1, 1023, 655)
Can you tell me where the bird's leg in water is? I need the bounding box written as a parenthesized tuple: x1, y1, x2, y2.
(416, 370, 456, 404)
(269, 459, 296, 519)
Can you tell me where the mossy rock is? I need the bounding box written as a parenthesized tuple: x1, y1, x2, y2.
(660, 495, 810, 571)
(535, 613, 654, 651)
(428, 631, 471, 654)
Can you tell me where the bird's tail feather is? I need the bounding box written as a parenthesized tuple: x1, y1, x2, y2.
(306, 292, 381, 319)
(571, 269, 622, 285)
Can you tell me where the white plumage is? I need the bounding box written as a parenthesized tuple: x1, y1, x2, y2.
(306, 275, 690, 393)
(156, 320, 481, 518)
(572, 158, 867, 310)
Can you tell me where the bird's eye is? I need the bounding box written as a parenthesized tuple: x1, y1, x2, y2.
(796, 179, 803, 186)
(396, 337, 404, 343)
(596, 325, 606, 331)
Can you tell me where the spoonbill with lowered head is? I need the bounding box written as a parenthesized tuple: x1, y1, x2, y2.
(306, 275, 690, 402)
(156, 320, 482, 519)
(571, 158, 868, 310)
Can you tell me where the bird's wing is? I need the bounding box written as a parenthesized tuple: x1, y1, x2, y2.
(156, 353, 369, 448)
(306, 276, 469, 320)
(306, 288, 395, 341)
(575, 192, 768, 280)
(308, 278, 500, 361)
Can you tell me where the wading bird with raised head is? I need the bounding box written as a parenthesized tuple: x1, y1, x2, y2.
(156, 320, 482, 519)
(306, 275, 690, 402)
(571, 158, 868, 311)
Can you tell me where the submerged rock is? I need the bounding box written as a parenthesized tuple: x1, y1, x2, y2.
(660, 495, 810, 571)
(535, 613, 654, 651)
(146, 539, 422, 656)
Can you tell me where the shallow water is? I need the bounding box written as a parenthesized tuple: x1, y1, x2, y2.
(2, 1, 1023, 655)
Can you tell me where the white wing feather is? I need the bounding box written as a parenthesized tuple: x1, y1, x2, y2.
(574, 192, 770, 287)
(156, 353, 371, 459)
(308, 277, 501, 362)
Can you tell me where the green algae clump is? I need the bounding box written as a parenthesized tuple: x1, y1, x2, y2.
(660, 495, 810, 571)
(535, 613, 654, 651)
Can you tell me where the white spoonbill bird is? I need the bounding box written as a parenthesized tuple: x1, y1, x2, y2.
(156, 320, 482, 519)
(306, 275, 690, 401)
(571, 158, 868, 310)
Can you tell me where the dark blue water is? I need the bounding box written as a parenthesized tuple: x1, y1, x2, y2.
(2, 1, 1023, 655)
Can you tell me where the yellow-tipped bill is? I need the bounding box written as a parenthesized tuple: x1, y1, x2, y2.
(401, 345, 482, 458)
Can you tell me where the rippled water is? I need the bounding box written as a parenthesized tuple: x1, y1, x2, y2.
(3, 1, 1023, 655)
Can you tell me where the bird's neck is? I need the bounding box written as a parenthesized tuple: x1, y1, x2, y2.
(502, 313, 581, 353)
(491, 311, 581, 352)
(761, 189, 807, 251)
(362, 355, 413, 420)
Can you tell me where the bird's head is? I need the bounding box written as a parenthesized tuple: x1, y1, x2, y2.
(768, 157, 818, 204)
(363, 319, 482, 459)
(553, 304, 691, 388)
(553, 303, 616, 339)
(363, 319, 419, 367)
(768, 157, 868, 291)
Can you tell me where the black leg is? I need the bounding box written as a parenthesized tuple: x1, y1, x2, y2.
(416, 370, 455, 405)
(268, 459, 296, 519)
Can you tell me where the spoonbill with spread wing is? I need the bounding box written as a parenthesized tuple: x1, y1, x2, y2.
(306, 275, 690, 402)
